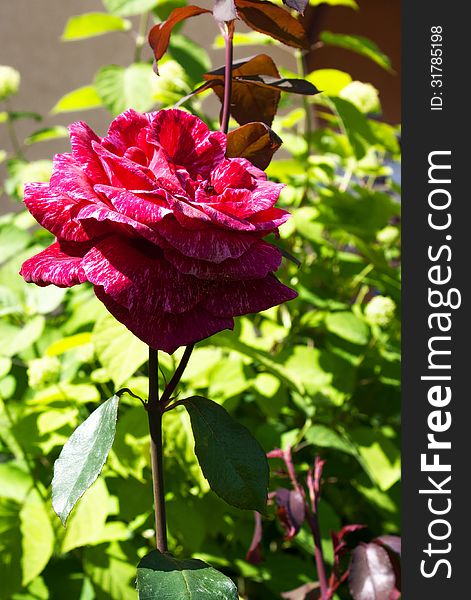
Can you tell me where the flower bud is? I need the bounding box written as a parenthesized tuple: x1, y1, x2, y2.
(365, 296, 396, 327)
(0, 65, 20, 101)
(27, 357, 61, 388)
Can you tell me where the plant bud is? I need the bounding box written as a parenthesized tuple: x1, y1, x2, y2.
(0, 65, 20, 101)
(365, 296, 396, 327)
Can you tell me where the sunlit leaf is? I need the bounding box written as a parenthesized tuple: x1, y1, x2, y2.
(52, 395, 119, 525)
(137, 551, 239, 599)
(94, 63, 156, 115)
(226, 122, 282, 169)
(103, 0, 160, 16)
(93, 314, 148, 387)
(149, 6, 210, 67)
(320, 31, 392, 72)
(52, 86, 102, 114)
(325, 311, 370, 345)
(349, 543, 396, 600)
(24, 126, 68, 145)
(235, 0, 310, 49)
(61, 13, 131, 41)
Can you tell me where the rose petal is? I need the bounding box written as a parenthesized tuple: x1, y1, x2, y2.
(50, 153, 100, 203)
(92, 141, 156, 191)
(20, 242, 87, 287)
(82, 235, 207, 314)
(94, 287, 233, 354)
(156, 216, 257, 262)
(211, 158, 253, 193)
(203, 274, 297, 317)
(148, 109, 226, 179)
(94, 185, 170, 226)
(76, 203, 163, 245)
(68, 121, 108, 185)
(165, 240, 282, 280)
(248, 207, 291, 231)
(24, 182, 92, 242)
(102, 109, 155, 156)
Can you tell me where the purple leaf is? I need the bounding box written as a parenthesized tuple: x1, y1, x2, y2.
(331, 524, 366, 565)
(246, 511, 263, 564)
(282, 0, 308, 15)
(281, 582, 321, 600)
(275, 488, 306, 540)
(374, 535, 401, 557)
(349, 543, 396, 600)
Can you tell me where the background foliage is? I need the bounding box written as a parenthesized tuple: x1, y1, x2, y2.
(0, 0, 400, 598)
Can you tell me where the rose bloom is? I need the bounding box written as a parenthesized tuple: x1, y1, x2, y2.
(20, 109, 297, 353)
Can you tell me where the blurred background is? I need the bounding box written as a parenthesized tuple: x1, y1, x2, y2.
(0, 1, 401, 599)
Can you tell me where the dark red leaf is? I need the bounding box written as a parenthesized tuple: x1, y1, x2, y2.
(281, 582, 321, 600)
(235, 75, 319, 96)
(374, 536, 401, 557)
(204, 54, 281, 126)
(235, 0, 310, 49)
(373, 536, 401, 592)
(282, 0, 308, 15)
(214, 0, 237, 22)
(275, 488, 306, 540)
(349, 543, 396, 600)
(246, 511, 264, 564)
(226, 122, 282, 169)
(331, 524, 366, 567)
(149, 5, 210, 68)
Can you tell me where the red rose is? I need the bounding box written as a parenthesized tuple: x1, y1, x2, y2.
(20, 109, 297, 353)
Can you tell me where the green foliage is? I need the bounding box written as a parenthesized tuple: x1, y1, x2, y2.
(184, 396, 269, 512)
(51, 86, 103, 114)
(320, 32, 393, 72)
(137, 551, 239, 599)
(61, 13, 132, 41)
(0, 1, 400, 597)
(52, 395, 120, 525)
(94, 64, 156, 115)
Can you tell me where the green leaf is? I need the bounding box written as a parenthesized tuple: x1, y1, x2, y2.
(3, 316, 45, 357)
(84, 542, 137, 599)
(137, 551, 239, 599)
(61, 13, 131, 41)
(93, 314, 148, 387)
(325, 312, 370, 345)
(52, 86, 102, 113)
(184, 396, 269, 512)
(0, 498, 23, 598)
(94, 63, 155, 115)
(103, 0, 160, 17)
(52, 395, 120, 525)
(350, 428, 401, 491)
(320, 31, 392, 72)
(61, 478, 114, 552)
(168, 34, 211, 84)
(25, 126, 68, 145)
(329, 96, 377, 159)
(307, 69, 352, 96)
(304, 425, 356, 455)
(20, 489, 54, 586)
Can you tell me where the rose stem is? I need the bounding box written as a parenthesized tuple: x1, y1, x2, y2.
(146, 345, 195, 551)
(307, 464, 329, 599)
(147, 347, 168, 552)
(159, 344, 194, 407)
(220, 21, 235, 134)
(307, 513, 329, 598)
